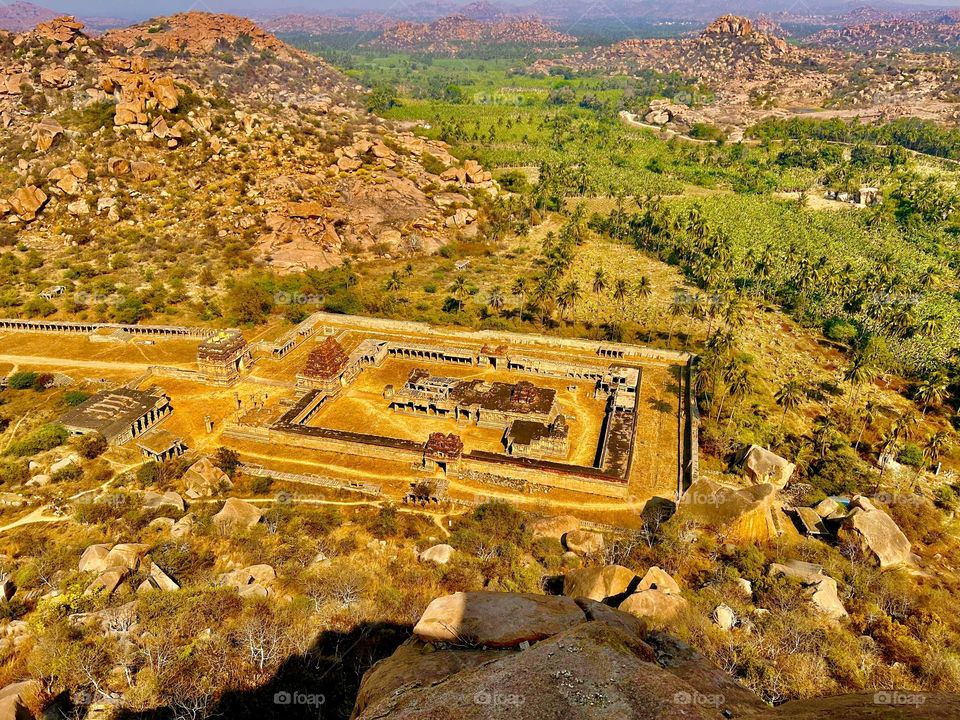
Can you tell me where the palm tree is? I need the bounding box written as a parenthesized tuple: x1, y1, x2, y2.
(812, 414, 839, 460)
(915, 373, 949, 416)
(635, 275, 652, 301)
(511, 276, 528, 320)
(775, 379, 805, 431)
(384, 271, 403, 292)
(488, 287, 505, 316)
(559, 280, 582, 321)
(612, 278, 630, 318)
(924, 430, 952, 470)
(844, 355, 879, 405)
(592, 268, 607, 296)
(855, 399, 881, 451)
(450, 274, 467, 314)
(667, 293, 688, 345)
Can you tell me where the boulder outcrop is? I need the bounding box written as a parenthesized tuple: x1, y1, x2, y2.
(741, 445, 795, 489)
(563, 564, 638, 602)
(413, 591, 584, 648)
(674, 478, 785, 543)
(213, 498, 262, 534)
(838, 496, 912, 568)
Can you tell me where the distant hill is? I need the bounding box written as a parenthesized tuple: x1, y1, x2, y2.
(0, 1, 58, 32)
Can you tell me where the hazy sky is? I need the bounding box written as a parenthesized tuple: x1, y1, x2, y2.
(33, 0, 960, 21)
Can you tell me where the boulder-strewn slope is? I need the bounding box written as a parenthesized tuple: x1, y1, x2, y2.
(0, 12, 493, 280)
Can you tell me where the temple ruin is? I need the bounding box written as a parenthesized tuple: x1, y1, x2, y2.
(59, 387, 172, 445)
(197, 329, 253, 386)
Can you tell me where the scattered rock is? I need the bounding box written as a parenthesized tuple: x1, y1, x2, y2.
(7, 186, 48, 222)
(562, 529, 604, 555)
(713, 603, 737, 630)
(418, 544, 455, 565)
(143, 490, 185, 512)
(213, 498, 262, 534)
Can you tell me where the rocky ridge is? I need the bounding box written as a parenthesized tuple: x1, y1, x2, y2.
(534, 14, 960, 132)
(372, 15, 576, 53)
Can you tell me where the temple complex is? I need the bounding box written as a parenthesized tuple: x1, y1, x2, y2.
(422, 432, 464, 474)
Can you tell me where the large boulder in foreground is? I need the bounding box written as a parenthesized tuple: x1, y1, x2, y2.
(413, 591, 584, 648)
(213, 498, 262, 535)
(0, 679, 39, 720)
(838, 496, 912, 568)
(356, 591, 960, 720)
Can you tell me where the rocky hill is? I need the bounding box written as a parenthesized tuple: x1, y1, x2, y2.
(0, 13, 494, 279)
(373, 15, 576, 53)
(811, 18, 960, 51)
(532, 13, 960, 133)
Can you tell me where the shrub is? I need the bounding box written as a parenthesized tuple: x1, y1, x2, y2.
(5, 424, 68, 457)
(6, 372, 38, 390)
(215, 447, 240, 476)
(63, 391, 90, 407)
(75, 432, 107, 459)
(897, 443, 924, 468)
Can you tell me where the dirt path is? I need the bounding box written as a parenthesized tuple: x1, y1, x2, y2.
(0, 508, 64, 534)
(0, 355, 154, 372)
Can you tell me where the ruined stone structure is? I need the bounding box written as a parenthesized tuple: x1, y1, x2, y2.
(196, 329, 252, 386)
(0, 318, 216, 337)
(505, 415, 569, 459)
(296, 336, 350, 394)
(136, 428, 186, 461)
(422, 432, 463, 474)
(390, 369, 557, 428)
(59, 387, 171, 445)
